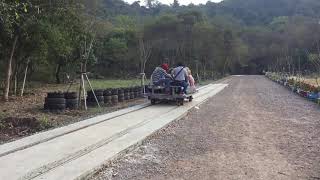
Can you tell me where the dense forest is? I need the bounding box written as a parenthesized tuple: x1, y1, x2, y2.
(1, 0, 320, 101)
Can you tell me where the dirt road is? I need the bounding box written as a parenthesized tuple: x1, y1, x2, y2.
(91, 75, 320, 180)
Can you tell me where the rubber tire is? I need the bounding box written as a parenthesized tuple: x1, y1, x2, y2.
(189, 96, 193, 102)
(87, 96, 104, 102)
(66, 103, 78, 109)
(48, 104, 66, 110)
(44, 103, 49, 110)
(176, 99, 184, 106)
(45, 98, 66, 104)
(87, 90, 103, 97)
(66, 99, 78, 104)
(151, 99, 156, 105)
(103, 90, 112, 96)
(111, 89, 119, 95)
(47, 92, 64, 98)
(64, 92, 78, 99)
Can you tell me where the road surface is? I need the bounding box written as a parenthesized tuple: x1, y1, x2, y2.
(92, 75, 320, 180)
(0, 82, 228, 180)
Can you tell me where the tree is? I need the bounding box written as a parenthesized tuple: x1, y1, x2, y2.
(0, 1, 36, 101)
(172, 0, 179, 8)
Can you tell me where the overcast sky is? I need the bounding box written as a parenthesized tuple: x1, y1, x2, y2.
(124, 0, 223, 6)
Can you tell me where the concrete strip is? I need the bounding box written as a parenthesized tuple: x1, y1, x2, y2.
(0, 106, 176, 180)
(34, 84, 228, 180)
(0, 103, 149, 157)
(0, 83, 214, 157)
(0, 83, 227, 180)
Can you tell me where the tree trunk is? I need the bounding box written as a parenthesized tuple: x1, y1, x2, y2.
(14, 73, 17, 96)
(20, 59, 30, 96)
(3, 36, 18, 101)
(55, 63, 62, 84)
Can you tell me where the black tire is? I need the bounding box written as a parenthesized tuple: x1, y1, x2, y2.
(87, 90, 103, 97)
(103, 89, 112, 96)
(130, 93, 134, 99)
(66, 99, 78, 104)
(104, 96, 112, 104)
(151, 99, 156, 105)
(118, 94, 124, 102)
(111, 89, 119, 95)
(48, 104, 66, 110)
(176, 99, 184, 106)
(188, 96, 193, 102)
(64, 92, 78, 99)
(180, 99, 184, 105)
(87, 96, 104, 102)
(44, 103, 49, 110)
(66, 103, 78, 109)
(124, 93, 130, 100)
(47, 92, 65, 98)
(45, 97, 66, 104)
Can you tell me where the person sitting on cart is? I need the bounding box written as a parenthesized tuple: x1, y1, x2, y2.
(151, 63, 172, 87)
(185, 67, 196, 94)
(171, 62, 189, 94)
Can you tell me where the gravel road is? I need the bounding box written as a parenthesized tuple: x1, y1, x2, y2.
(91, 75, 320, 180)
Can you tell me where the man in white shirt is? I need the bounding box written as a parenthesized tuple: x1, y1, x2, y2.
(172, 62, 189, 94)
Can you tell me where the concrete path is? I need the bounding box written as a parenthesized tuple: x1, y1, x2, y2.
(0, 82, 228, 180)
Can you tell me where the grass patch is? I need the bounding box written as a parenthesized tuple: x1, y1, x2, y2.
(38, 116, 53, 130)
(22, 79, 147, 94)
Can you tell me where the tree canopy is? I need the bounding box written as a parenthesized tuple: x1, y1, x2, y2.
(1, 0, 320, 99)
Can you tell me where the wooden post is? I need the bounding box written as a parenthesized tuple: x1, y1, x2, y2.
(78, 64, 83, 108)
(85, 73, 100, 108)
(82, 74, 87, 110)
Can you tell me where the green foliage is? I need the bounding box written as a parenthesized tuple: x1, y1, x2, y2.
(38, 116, 53, 130)
(1, 0, 320, 96)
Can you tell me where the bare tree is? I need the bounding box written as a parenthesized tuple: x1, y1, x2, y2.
(139, 35, 152, 92)
(3, 36, 18, 101)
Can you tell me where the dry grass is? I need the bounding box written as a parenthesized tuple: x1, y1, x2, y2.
(289, 76, 320, 87)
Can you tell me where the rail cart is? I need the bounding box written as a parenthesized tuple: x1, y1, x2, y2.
(146, 85, 194, 106)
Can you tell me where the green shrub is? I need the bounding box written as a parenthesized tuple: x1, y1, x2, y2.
(38, 116, 53, 130)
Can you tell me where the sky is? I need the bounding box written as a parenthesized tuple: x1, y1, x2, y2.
(124, 0, 223, 6)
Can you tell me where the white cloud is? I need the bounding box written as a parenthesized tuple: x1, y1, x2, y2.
(124, 0, 223, 6)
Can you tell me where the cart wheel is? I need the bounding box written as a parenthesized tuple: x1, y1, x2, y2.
(176, 98, 184, 106)
(151, 99, 156, 105)
(188, 96, 193, 102)
(180, 99, 184, 106)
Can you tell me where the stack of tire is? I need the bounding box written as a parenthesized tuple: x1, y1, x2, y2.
(103, 89, 112, 106)
(111, 89, 119, 105)
(135, 86, 142, 97)
(44, 92, 66, 111)
(129, 87, 134, 99)
(124, 88, 130, 101)
(133, 86, 139, 98)
(118, 88, 125, 102)
(64, 92, 78, 110)
(87, 89, 104, 106)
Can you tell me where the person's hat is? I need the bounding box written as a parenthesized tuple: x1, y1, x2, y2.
(161, 63, 169, 71)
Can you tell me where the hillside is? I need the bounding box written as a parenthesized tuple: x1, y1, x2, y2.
(1, 0, 320, 100)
